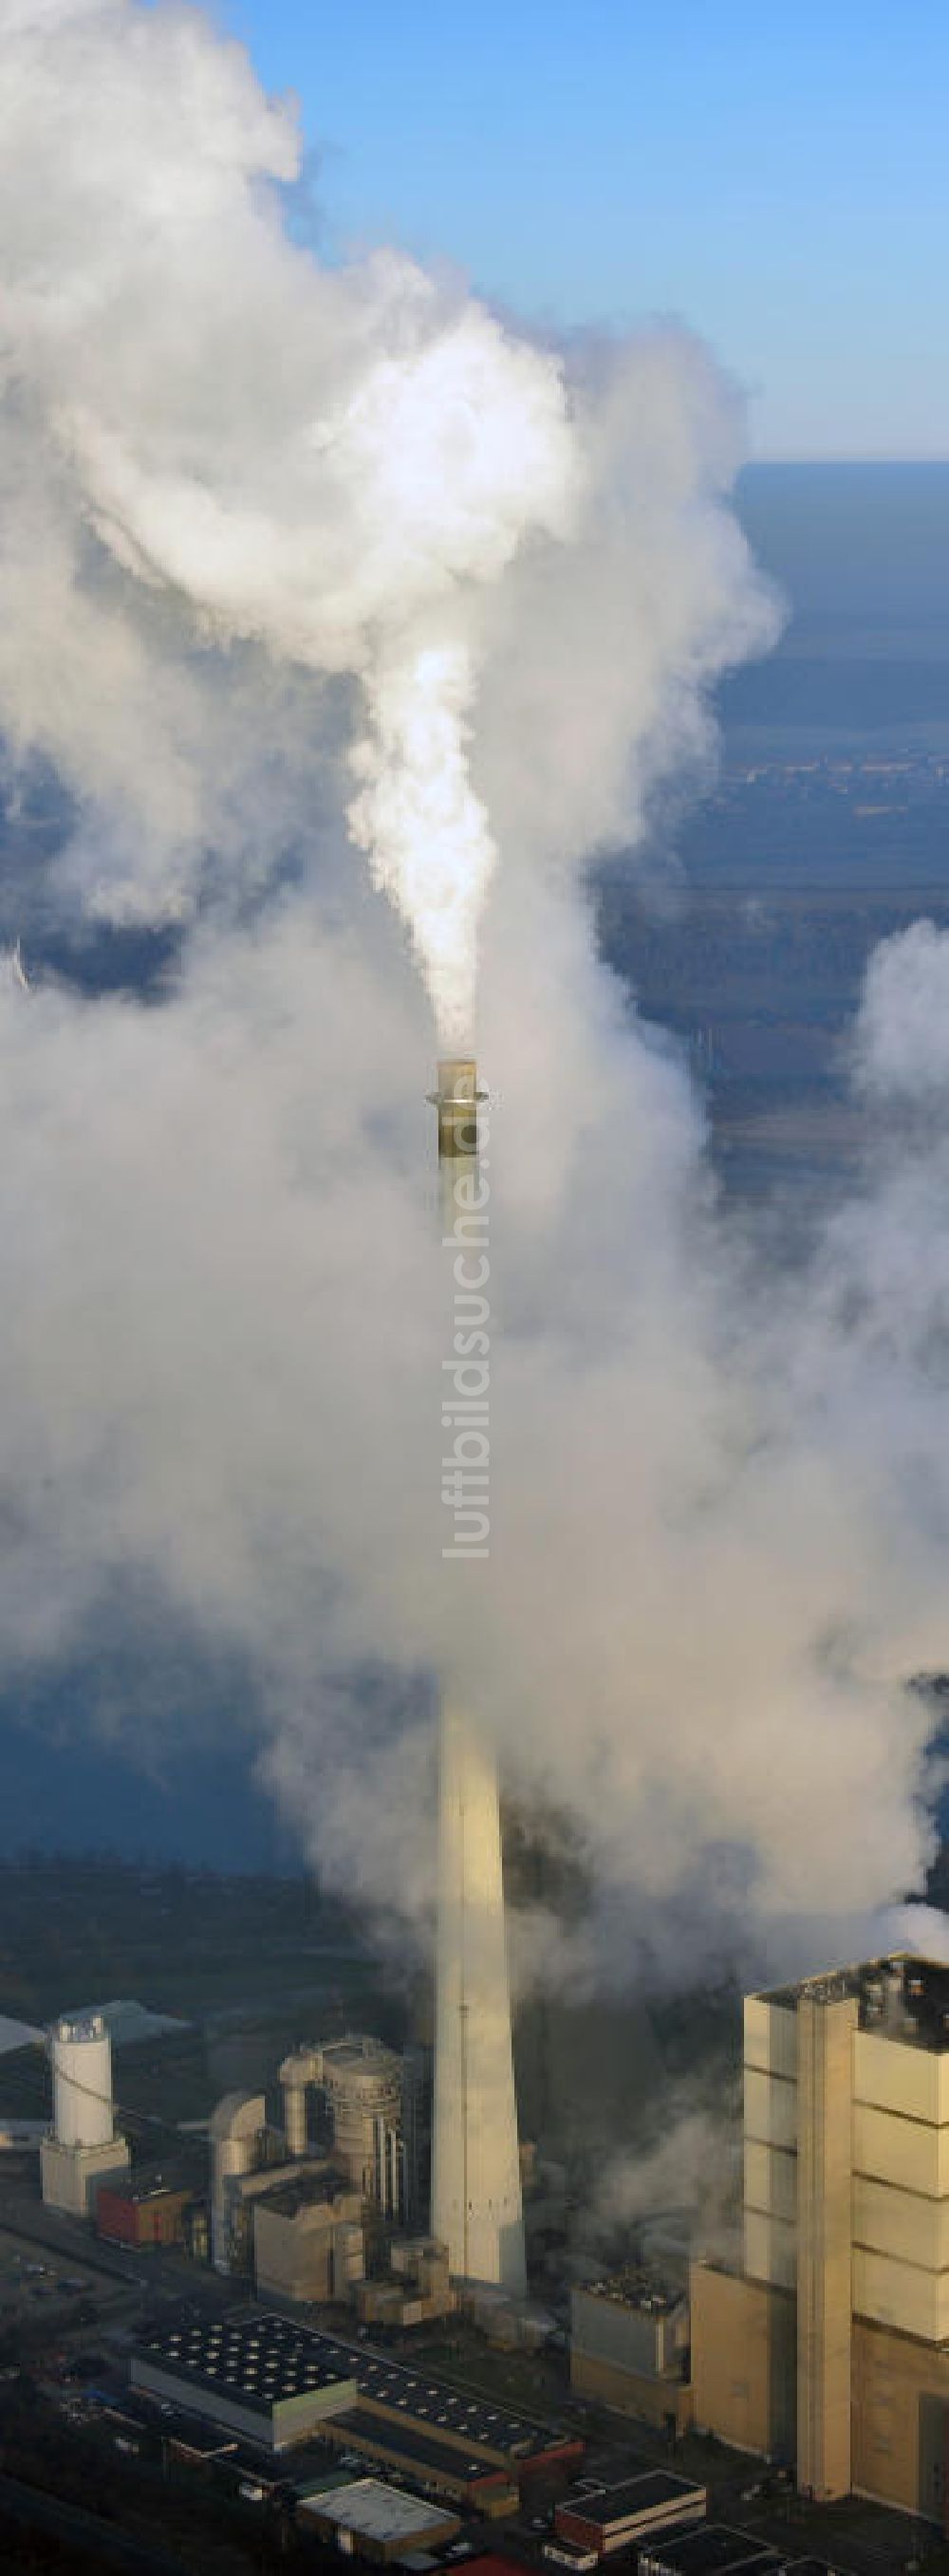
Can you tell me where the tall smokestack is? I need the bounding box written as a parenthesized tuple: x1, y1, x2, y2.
(430, 1059, 527, 2298)
(431, 1057, 482, 1158)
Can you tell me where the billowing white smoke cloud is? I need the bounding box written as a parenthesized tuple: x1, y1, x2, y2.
(0, 0, 577, 1037)
(0, 0, 946, 1990)
(0, 0, 776, 1039)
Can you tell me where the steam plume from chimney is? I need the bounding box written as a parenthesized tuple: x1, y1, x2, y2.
(10, 0, 940, 2001)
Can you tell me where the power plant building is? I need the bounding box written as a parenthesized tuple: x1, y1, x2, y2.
(40, 2013, 130, 2217)
(570, 2275, 692, 2433)
(692, 1953, 949, 2518)
(252, 2167, 365, 2305)
(279, 2035, 403, 2205)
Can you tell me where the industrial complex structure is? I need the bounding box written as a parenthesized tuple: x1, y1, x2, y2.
(431, 1058, 527, 2298)
(692, 1951, 949, 2516)
(570, 2274, 692, 2433)
(40, 2011, 130, 2216)
(279, 2033, 404, 2205)
(132, 2304, 583, 2509)
(202, 2033, 449, 2317)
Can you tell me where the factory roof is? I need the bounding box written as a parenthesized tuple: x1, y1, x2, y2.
(135, 2309, 568, 2471)
(253, 2168, 355, 2219)
(135, 2310, 356, 2417)
(299, 2476, 459, 2543)
(325, 2406, 513, 2491)
(641, 2527, 781, 2576)
(98, 2171, 191, 2205)
(297, 2322, 562, 2456)
(756, 1954, 949, 2052)
(321, 2033, 402, 2079)
(576, 2272, 683, 2316)
(568, 2474, 704, 2527)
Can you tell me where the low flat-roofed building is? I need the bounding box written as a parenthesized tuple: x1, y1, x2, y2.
(131, 2309, 358, 2454)
(298, 2475, 460, 2562)
(555, 2470, 706, 2559)
(638, 2526, 782, 2576)
(135, 2307, 579, 2504)
(272, 2319, 580, 2485)
(97, 2174, 192, 2250)
(318, 2406, 520, 2514)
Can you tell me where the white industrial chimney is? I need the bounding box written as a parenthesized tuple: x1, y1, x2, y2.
(430, 1060, 527, 2297)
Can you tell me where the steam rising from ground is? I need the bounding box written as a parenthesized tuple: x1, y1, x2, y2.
(0, 0, 947, 1989)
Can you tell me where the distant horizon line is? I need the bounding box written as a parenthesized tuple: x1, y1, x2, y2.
(746, 455, 949, 471)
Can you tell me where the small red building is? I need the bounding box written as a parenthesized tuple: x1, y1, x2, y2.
(96, 2176, 191, 2250)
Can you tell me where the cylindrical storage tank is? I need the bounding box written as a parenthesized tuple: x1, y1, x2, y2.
(50, 2014, 114, 2150)
(284, 2083, 307, 2159)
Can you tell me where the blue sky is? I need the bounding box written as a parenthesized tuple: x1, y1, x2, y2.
(212, 0, 948, 461)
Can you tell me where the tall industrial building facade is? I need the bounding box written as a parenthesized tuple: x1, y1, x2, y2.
(692, 1955, 949, 2519)
(430, 1062, 526, 2296)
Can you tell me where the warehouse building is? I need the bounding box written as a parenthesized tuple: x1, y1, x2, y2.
(298, 2475, 460, 2562)
(317, 2405, 520, 2513)
(96, 2173, 193, 2250)
(554, 2470, 706, 2560)
(131, 2310, 358, 2453)
(131, 2308, 580, 2504)
(691, 1952, 949, 2518)
(638, 2530, 783, 2576)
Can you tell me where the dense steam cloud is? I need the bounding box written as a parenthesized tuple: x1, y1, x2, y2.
(0, 0, 947, 1989)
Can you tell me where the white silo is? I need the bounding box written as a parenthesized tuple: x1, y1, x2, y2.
(41, 2009, 130, 2219)
(51, 2014, 115, 2149)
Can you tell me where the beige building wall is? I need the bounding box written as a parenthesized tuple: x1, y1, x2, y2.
(690, 2262, 794, 2459)
(743, 1995, 799, 2289)
(253, 2189, 364, 2303)
(698, 1965, 949, 2518)
(853, 2031, 949, 2125)
(745, 1997, 797, 2080)
(744, 2209, 795, 2291)
(40, 2135, 130, 2218)
(852, 2249, 949, 2344)
(569, 2348, 694, 2435)
(796, 1991, 855, 2500)
(744, 2067, 797, 2152)
(853, 2102, 949, 2197)
(853, 2175, 949, 2270)
(852, 2315, 949, 2519)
